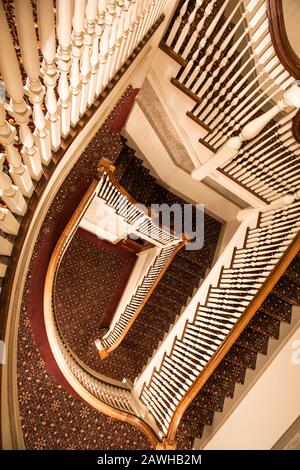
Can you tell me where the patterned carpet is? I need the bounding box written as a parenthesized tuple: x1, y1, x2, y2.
(17, 87, 151, 450)
(55, 229, 136, 372)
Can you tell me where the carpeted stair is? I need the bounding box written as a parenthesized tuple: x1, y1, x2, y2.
(176, 253, 300, 449)
(99, 141, 300, 449)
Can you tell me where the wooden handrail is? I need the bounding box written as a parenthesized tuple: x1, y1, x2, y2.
(164, 232, 300, 446)
(44, 170, 161, 449)
(98, 158, 181, 239)
(267, 0, 300, 144)
(98, 238, 187, 359)
(97, 158, 186, 357)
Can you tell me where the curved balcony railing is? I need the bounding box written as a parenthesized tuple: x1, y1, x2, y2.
(44, 170, 164, 448)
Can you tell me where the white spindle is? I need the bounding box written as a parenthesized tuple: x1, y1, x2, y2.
(166, 0, 189, 47)
(70, 0, 86, 126)
(57, 0, 73, 138)
(0, 1, 42, 182)
(15, 0, 51, 167)
(37, 0, 61, 152)
(0, 105, 33, 197)
(0, 155, 27, 216)
(192, 83, 300, 181)
(0, 234, 12, 256)
(0, 205, 20, 235)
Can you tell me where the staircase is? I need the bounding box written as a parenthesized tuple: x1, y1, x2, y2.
(96, 142, 222, 379)
(177, 260, 300, 448)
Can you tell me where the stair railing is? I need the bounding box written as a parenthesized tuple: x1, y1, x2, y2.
(0, 0, 166, 295)
(94, 158, 186, 358)
(161, 0, 300, 203)
(44, 166, 164, 449)
(134, 193, 300, 448)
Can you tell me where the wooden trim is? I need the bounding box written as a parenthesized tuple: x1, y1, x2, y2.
(159, 41, 187, 67)
(44, 174, 160, 449)
(170, 77, 201, 104)
(217, 168, 269, 205)
(165, 232, 300, 443)
(99, 238, 187, 357)
(198, 138, 217, 154)
(267, 0, 300, 79)
(292, 110, 300, 144)
(267, 0, 300, 144)
(187, 111, 212, 134)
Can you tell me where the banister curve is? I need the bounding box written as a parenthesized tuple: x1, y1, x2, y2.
(164, 232, 300, 444)
(267, 0, 300, 143)
(43, 173, 161, 449)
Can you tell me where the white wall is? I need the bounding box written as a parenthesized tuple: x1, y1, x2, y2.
(203, 310, 300, 450)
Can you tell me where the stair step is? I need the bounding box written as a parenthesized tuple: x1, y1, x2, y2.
(153, 283, 188, 306)
(237, 329, 269, 355)
(272, 275, 300, 306)
(260, 294, 292, 323)
(150, 290, 183, 313)
(203, 375, 236, 399)
(160, 274, 195, 298)
(285, 255, 300, 286)
(172, 254, 206, 279)
(248, 311, 281, 340)
(215, 360, 247, 385)
(224, 344, 257, 370)
(190, 390, 226, 413)
(120, 157, 143, 193)
(183, 406, 215, 426)
(166, 264, 200, 288)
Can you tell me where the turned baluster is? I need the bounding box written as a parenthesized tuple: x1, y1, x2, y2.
(0, 155, 27, 216)
(37, 0, 61, 152)
(15, 0, 52, 168)
(57, 0, 73, 138)
(70, 0, 86, 126)
(0, 204, 20, 235)
(0, 2, 42, 182)
(165, 0, 189, 48)
(211, 72, 293, 148)
(80, 0, 98, 115)
(180, 0, 229, 86)
(103, 0, 119, 87)
(173, 0, 203, 54)
(192, 83, 300, 181)
(196, 23, 270, 122)
(203, 35, 273, 125)
(0, 104, 33, 197)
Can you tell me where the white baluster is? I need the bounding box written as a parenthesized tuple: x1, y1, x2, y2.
(165, 0, 189, 47)
(0, 205, 20, 235)
(103, 1, 119, 87)
(237, 190, 300, 222)
(0, 105, 33, 197)
(37, 0, 61, 152)
(173, 1, 203, 54)
(190, 0, 247, 93)
(57, 0, 73, 138)
(87, 0, 106, 106)
(0, 2, 42, 182)
(70, 0, 86, 126)
(15, 0, 52, 167)
(0, 234, 12, 256)
(192, 83, 300, 181)
(0, 155, 27, 216)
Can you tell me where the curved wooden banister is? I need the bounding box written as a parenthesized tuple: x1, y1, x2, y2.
(163, 232, 300, 446)
(267, 0, 300, 144)
(44, 170, 161, 449)
(97, 158, 186, 358)
(98, 238, 187, 359)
